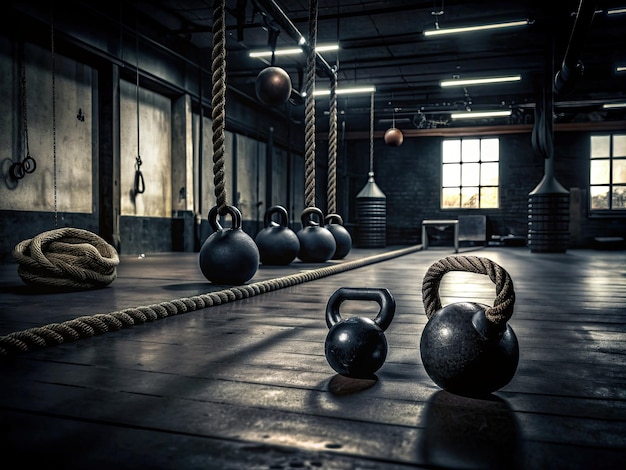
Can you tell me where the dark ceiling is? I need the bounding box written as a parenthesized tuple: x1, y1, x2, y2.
(18, 1, 626, 133)
(135, 0, 625, 133)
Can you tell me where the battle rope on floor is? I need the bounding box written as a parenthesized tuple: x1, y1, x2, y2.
(0, 244, 422, 358)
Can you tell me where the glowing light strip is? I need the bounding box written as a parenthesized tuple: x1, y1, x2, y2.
(607, 7, 626, 15)
(451, 110, 512, 119)
(617, 66, 626, 72)
(440, 75, 521, 87)
(424, 19, 530, 36)
(602, 103, 626, 109)
(313, 86, 376, 96)
(249, 44, 339, 58)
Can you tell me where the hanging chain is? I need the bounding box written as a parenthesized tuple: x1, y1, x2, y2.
(133, 12, 145, 195)
(303, 0, 318, 208)
(51, 8, 58, 227)
(212, 0, 227, 214)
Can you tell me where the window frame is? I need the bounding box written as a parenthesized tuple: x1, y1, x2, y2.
(440, 137, 500, 210)
(589, 133, 626, 217)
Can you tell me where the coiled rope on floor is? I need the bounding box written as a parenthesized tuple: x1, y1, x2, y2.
(12, 227, 119, 290)
(0, 245, 422, 358)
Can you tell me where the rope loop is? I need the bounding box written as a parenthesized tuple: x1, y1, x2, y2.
(422, 255, 515, 325)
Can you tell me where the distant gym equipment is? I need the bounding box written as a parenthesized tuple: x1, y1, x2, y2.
(325, 213, 352, 259)
(325, 287, 396, 378)
(255, 205, 300, 265)
(420, 255, 519, 396)
(297, 207, 336, 263)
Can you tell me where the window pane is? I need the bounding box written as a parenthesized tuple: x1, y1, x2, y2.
(442, 163, 460, 186)
(612, 186, 626, 209)
(613, 159, 626, 184)
(461, 187, 479, 208)
(591, 135, 610, 159)
(590, 186, 609, 209)
(443, 140, 461, 163)
(462, 163, 480, 186)
(590, 159, 610, 184)
(614, 135, 626, 157)
(480, 162, 499, 185)
(481, 138, 499, 162)
(480, 187, 499, 208)
(461, 139, 480, 162)
(442, 187, 460, 208)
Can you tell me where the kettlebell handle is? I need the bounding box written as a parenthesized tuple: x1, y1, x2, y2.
(422, 255, 515, 326)
(325, 213, 344, 225)
(208, 205, 243, 232)
(326, 287, 396, 331)
(264, 205, 289, 228)
(301, 206, 324, 227)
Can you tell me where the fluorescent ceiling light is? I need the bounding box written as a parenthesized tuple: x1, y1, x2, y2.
(440, 75, 521, 87)
(249, 44, 339, 58)
(424, 19, 530, 36)
(607, 7, 626, 15)
(314, 86, 376, 96)
(617, 66, 626, 72)
(602, 103, 626, 109)
(451, 110, 512, 119)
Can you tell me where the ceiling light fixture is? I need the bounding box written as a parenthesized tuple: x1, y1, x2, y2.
(314, 85, 376, 96)
(440, 75, 521, 87)
(249, 44, 339, 58)
(616, 66, 626, 72)
(607, 7, 626, 15)
(424, 19, 530, 36)
(451, 110, 512, 119)
(602, 102, 626, 109)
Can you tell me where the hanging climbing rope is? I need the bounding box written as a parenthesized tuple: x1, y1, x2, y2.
(326, 71, 338, 215)
(303, 0, 318, 209)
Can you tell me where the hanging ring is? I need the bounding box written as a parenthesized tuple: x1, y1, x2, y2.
(10, 162, 25, 180)
(22, 153, 36, 173)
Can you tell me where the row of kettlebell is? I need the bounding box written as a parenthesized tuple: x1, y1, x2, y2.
(255, 205, 352, 265)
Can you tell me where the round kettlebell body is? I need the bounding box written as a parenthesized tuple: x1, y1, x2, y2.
(324, 287, 396, 378)
(420, 302, 519, 396)
(255, 205, 300, 265)
(199, 205, 259, 285)
(297, 207, 336, 263)
(255, 66, 292, 107)
(324, 214, 352, 260)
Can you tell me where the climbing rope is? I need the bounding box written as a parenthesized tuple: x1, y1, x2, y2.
(12, 227, 119, 290)
(326, 71, 338, 215)
(303, 0, 318, 208)
(0, 244, 421, 358)
(212, 0, 228, 215)
(421, 255, 515, 325)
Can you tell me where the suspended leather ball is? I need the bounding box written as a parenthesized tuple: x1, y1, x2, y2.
(384, 127, 404, 146)
(324, 213, 352, 260)
(199, 205, 259, 285)
(420, 255, 519, 397)
(296, 207, 336, 263)
(325, 287, 396, 378)
(255, 66, 292, 107)
(255, 205, 300, 265)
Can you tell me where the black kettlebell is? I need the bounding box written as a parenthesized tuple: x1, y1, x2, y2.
(255, 205, 300, 265)
(325, 287, 396, 378)
(420, 255, 519, 396)
(255, 66, 292, 107)
(325, 213, 352, 260)
(296, 207, 336, 263)
(198, 205, 259, 285)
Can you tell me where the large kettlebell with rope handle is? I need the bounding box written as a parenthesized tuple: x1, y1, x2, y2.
(325, 287, 396, 378)
(255, 205, 300, 265)
(199, 205, 259, 285)
(296, 207, 336, 263)
(420, 255, 519, 396)
(324, 213, 352, 260)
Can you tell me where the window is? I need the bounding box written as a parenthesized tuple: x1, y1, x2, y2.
(590, 134, 626, 212)
(441, 138, 499, 209)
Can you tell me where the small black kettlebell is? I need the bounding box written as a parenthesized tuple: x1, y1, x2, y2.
(420, 255, 519, 396)
(296, 207, 336, 263)
(325, 287, 396, 378)
(198, 205, 259, 285)
(324, 213, 352, 260)
(255, 205, 300, 265)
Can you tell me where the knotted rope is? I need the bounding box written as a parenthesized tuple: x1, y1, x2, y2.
(212, 0, 228, 215)
(0, 244, 421, 358)
(326, 72, 338, 215)
(303, 0, 318, 208)
(422, 255, 515, 326)
(12, 227, 119, 290)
